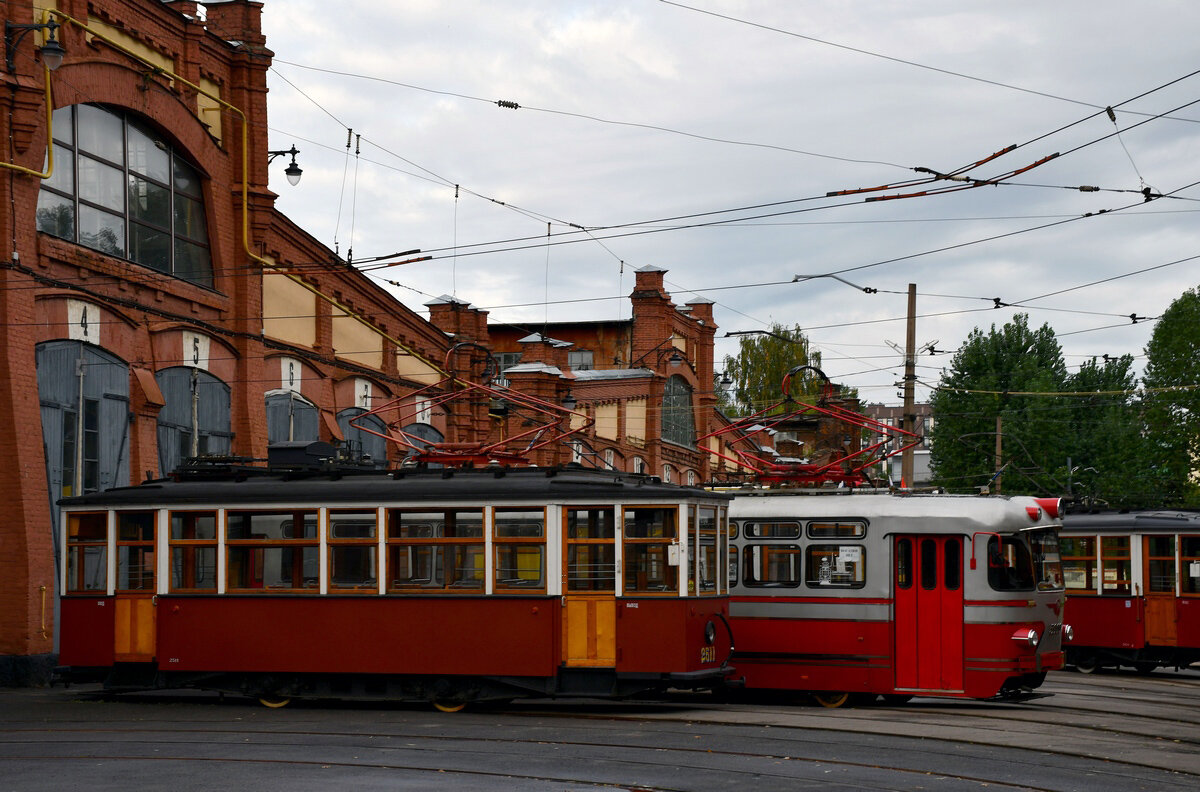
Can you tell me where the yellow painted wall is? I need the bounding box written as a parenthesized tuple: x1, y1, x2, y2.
(332, 306, 383, 369)
(197, 77, 223, 144)
(595, 402, 619, 440)
(396, 351, 442, 386)
(625, 397, 646, 445)
(262, 270, 316, 348)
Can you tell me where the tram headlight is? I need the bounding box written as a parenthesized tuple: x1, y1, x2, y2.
(1011, 628, 1040, 647)
(705, 620, 717, 645)
(1063, 624, 1074, 643)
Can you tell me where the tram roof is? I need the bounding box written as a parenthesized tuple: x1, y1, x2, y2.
(727, 491, 1061, 534)
(58, 465, 730, 509)
(1061, 510, 1200, 533)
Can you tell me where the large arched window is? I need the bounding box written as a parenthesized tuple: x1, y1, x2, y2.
(156, 367, 232, 475)
(36, 104, 213, 288)
(265, 391, 319, 445)
(661, 374, 696, 447)
(337, 407, 388, 469)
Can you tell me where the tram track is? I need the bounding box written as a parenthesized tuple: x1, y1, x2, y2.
(4, 677, 1198, 791)
(0, 724, 1123, 792)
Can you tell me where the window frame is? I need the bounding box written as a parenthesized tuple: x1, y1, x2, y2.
(168, 510, 218, 592)
(805, 543, 866, 589)
(65, 512, 108, 593)
(224, 509, 320, 593)
(327, 509, 381, 593)
(36, 103, 214, 288)
(741, 543, 802, 588)
(385, 508, 485, 593)
(493, 507, 547, 593)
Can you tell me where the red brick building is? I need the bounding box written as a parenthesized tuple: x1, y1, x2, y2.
(0, 0, 452, 683)
(431, 266, 723, 483)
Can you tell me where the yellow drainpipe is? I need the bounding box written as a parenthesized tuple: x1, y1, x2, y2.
(0, 7, 55, 179)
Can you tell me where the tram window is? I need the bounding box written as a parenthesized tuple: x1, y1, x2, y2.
(1030, 530, 1065, 591)
(742, 544, 801, 588)
(1183, 536, 1200, 595)
(566, 508, 616, 592)
(920, 539, 937, 590)
(695, 506, 719, 594)
(116, 511, 156, 591)
(494, 508, 545, 591)
(896, 538, 912, 590)
(1100, 536, 1131, 595)
(944, 540, 961, 591)
(808, 521, 866, 539)
(986, 536, 1034, 591)
(806, 544, 865, 588)
(744, 521, 800, 539)
(226, 510, 319, 591)
(1146, 536, 1177, 593)
(66, 512, 108, 592)
(169, 511, 217, 591)
(624, 507, 678, 594)
(328, 511, 378, 591)
(728, 546, 739, 587)
(1060, 536, 1097, 592)
(386, 509, 484, 591)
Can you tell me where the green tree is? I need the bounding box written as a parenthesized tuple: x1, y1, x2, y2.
(1058, 355, 1147, 508)
(1140, 287, 1200, 507)
(929, 314, 1068, 494)
(719, 324, 823, 417)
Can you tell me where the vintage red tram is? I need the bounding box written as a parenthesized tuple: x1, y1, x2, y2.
(57, 462, 733, 708)
(726, 490, 1069, 705)
(1060, 510, 1200, 673)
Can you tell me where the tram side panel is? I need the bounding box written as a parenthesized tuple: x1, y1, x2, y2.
(615, 598, 730, 673)
(59, 596, 115, 669)
(731, 598, 892, 693)
(155, 596, 561, 677)
(1062, 596, 1144, 653)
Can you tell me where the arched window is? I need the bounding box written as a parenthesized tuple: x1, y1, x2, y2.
(337, 407, 388, 469)
(661, 374, 695, 447)
(156, 366, 232, 475)
(265, 391, 319, 445)
(36, 104, 213, 288)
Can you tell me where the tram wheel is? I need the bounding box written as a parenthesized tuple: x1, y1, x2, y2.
(812, 691, 850, 709)
(258, 695, 291, 709)
(432, 699, 468, 713)
(880, 694, 914, 705)
(1073, 657, 1098, 674)
(1133, 661, 1158, 675)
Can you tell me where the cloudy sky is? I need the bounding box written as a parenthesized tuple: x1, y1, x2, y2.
(256, 1, 1200, 405)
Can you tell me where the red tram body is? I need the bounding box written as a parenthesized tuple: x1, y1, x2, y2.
(57, 465, 733, 707)
(727, 491, 1069, 704)
(1060, 510, 1200, 673)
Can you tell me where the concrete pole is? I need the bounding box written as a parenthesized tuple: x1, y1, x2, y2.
(901, 283, 917, 488)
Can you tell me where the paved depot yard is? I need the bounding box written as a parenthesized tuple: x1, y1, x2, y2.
(1, 669, 1197, 791)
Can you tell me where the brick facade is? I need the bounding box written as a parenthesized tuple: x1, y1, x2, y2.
(0, 0, 450, 682)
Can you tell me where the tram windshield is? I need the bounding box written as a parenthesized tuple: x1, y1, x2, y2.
(986, 530, 1064, 592)
(1030, 529, 1065, 591)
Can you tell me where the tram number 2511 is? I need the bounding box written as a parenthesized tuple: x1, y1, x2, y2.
(700, 646, 716, 663)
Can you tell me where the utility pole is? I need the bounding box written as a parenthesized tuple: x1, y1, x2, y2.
(994, 414, 1003, 494)
(901, 283, 917, 489)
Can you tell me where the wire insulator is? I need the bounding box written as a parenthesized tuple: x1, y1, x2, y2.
(496, 100, 520, 109)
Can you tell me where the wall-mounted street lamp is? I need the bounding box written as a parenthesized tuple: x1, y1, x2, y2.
(267, 144, 303, 186)
(5, 18, 66, 72)
(562, 391, 577, 411)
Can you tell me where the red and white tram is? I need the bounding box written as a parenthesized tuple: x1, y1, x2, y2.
(727, 491, 1069, 705)
(57, 461, 733, 708)
(1060, 510, 1200, 673)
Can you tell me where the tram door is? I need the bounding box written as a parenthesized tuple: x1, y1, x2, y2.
(1143, 535, 1178, 646)
(113, 512, 157, 662)
(893, 536, 964, 691)
(562, 507, 617, 667)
